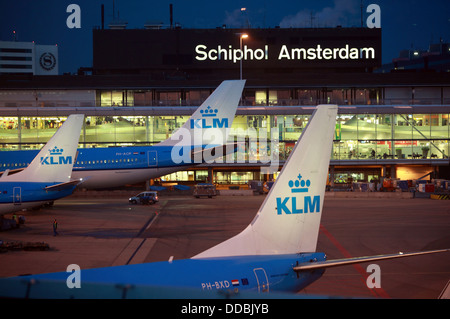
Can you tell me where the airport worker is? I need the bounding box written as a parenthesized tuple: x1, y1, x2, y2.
(53, 219, 58, 236)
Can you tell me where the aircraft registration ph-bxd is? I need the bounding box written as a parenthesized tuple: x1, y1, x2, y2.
(0, 104, 448, 298)
(0, 114, 84, 215)
(0, 80, 245, 189)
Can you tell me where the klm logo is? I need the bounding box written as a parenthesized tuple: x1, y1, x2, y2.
(190, 105, 229, 129)
(40, 146, 72, 165)
(276, 173, 320, 215)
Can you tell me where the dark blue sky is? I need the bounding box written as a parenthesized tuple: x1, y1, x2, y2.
(1, 0, 449, 74)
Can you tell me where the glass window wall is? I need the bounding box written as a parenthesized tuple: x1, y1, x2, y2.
(94, 87, 388, 107)
(3, 86, 450, 108)
(0, 113, 449, 160)
(329, 112, 449, 160)
(98, 90, 134, 106)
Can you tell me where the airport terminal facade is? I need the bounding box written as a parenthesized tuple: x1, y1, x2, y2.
(1, 27, 449, 186)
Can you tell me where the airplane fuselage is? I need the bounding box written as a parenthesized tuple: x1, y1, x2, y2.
(8, 253, 326, 296)
(0, 181, 77, 214)
(0, 145, 204, 189)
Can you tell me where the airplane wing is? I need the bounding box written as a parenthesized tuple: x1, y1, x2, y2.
(293, 249, 450, 271)
(190, 142, 241, 163)
(0, 168, 25, 177)
(44, 179, 85, 191)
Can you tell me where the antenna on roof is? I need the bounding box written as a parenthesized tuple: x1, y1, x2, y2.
(101, 4, 104, 30)
(109, 0, 127, 29)
(310, 11, 315, 28)
(360, 0, 364, 27)
(170, 3, 173, 29)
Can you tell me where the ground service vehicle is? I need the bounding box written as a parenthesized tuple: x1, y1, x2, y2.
(193, 183, 216, 198)
(129, 191, 159, 205)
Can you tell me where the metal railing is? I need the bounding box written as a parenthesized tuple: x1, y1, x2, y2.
(1, 98, 450, 108)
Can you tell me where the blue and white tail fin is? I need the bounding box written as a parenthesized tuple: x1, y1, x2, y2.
(193, 105, 338, 258)
(157, 80, 245, 147)
(2, 114, 84, 183)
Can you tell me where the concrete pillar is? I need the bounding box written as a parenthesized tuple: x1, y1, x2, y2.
(208, 166, 214, 184)
(381, 165, 387, 178)
(390, 165, 396, 179)
(147, 116, 154, 144)
(18, 116, 22, 149)
(329, 165, 335, 187)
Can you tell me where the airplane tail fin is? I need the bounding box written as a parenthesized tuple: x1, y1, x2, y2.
(157, 80, 245, 147)
(3, 114, 84, 183)
(193, 105, 338, 258)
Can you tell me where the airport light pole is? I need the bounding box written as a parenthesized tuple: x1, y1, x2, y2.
(239, 33, 248, 80)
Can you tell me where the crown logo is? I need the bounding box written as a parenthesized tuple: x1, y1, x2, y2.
(288, 173, 310, 193)
(200, 105, 218, 117)
(49, 146, 64, 155)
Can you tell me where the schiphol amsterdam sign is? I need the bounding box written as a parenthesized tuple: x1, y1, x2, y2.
(195, 4, 381, 65)
(195, 43, 376, 63)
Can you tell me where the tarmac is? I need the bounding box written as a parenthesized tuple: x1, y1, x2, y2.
(0, 192, 449, 299)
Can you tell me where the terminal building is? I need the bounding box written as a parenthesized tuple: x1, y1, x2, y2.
(0, 26, 449, 187)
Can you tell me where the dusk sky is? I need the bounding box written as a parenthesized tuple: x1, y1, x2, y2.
(1, 0, 449, 74)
